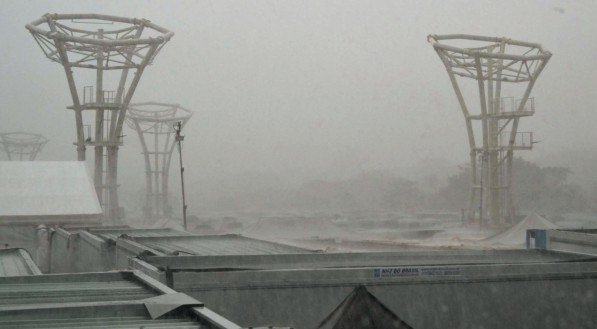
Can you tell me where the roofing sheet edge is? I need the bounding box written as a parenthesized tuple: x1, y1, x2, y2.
(121, 234, 312, 256)
(0, 248, 41, 277)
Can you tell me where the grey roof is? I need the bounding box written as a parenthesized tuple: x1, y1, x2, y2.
(142, 248, 587, 271)
(0, 299, 239, 328)
(0, 270, 241, 328)
(0, 161, 102, 224)
(0, 248, 41, 277)
(0, 271, 157, 305)
(0, 309, 205, 328)
(57, 225, 194, 242)
(124, 234, 310, 256)
(87, 227, 193, 242)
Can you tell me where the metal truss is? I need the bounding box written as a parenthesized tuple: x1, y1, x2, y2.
(125, 102, 192, 220)
(0, 132, 48, 161)
(429, 34, 551, 225)
(27, 14, 173, 222)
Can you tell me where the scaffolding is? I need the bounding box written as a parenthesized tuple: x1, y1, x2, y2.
(125, 102, 192, 220)
(428, 34, 551, 225)
(26, 14, 173, 222)
(0, 132, 48, 161)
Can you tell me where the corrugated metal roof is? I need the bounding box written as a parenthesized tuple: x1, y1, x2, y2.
(0, 315, 205, 328)
(0, 302, 239, 328)
(0, 248, 41, 277)
(88, 228, 193, 242)
(0, 270, 240, 328)
(141, 249, 586, 272)
(0, 272, 157, 305)
(126, 234, 310, 256)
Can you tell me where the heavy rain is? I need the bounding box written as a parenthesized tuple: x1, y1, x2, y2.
(0, 1, 596, 328)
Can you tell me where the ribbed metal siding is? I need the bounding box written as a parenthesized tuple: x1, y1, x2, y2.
(0, 249, 41, 277)
(0, 281, 155, 305)
(0, 271, 240, 329)
(0, 316, 203, 328)
(131, 234, 309, 256)
(0, 274, 157, 305)
(89, 228, 192, 242)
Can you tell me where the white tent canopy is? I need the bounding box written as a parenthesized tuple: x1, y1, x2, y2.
(483, 213, 559, 246)
(0, 161, 102, 225)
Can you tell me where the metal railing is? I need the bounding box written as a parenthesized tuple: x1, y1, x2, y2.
(499, 131, 533, 149)
(82, 86, 122, 104)
(82, 123, 123, 145)
(494, 97, 535, 114)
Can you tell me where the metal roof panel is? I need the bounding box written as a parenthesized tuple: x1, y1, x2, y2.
(0, 271, 159, 305)
(126, 234, 311, 256)
(0, 249, 41, 277)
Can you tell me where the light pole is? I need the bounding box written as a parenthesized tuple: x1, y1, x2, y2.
(174, 121, 188, 231)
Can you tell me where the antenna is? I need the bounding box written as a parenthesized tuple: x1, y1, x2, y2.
(174, 121, 188, 231)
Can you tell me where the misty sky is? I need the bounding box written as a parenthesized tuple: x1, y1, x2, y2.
(1, 1, 596, 214)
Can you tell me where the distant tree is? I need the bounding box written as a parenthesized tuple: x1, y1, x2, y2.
(512, 160, 590, 214)
(431, 158, 591, 215)
(380, 178, 422, 212)
(431, 165, 469, 211)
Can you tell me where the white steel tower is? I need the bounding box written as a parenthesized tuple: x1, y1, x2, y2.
(26, 14, 173, 222)
(125, 102, 192, 220)
(0, 132, 48, 161)
(428, 35, 551, 225)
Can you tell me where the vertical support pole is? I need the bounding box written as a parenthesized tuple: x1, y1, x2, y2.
(174, 121, 188, 231)
(106, 42, 159, 223)
(36, 225, 50, 273)
(475, 56, 490, 225)
(494, 41, 507, 223)
(469, 150, 477, 222)
(106, 146, 119, 222)
(132, 119, 153, 219)
(434, 48, 478, 222)
(111, 23, 145, 134)
(162, 129, 174, 218)
(51, 43, 85, 161)
(154, 112, 160, 217)
(486, 49, 501, 225)
(94, 29, 105, 207)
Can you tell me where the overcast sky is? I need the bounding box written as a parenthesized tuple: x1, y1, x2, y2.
(1, 1, 596, 213)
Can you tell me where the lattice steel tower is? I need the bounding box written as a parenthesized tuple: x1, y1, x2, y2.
(125, 102, 192, 220)
(0, 132, 48, 161)
(428, 35, 551, 225)
(27, 14, 173, 221)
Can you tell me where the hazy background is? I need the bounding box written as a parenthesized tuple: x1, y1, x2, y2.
(1, 1, 596, 219)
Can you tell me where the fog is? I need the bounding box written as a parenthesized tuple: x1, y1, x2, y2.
(1, 1, 597, 218)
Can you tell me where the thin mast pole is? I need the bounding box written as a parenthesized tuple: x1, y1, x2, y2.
(174, 121, 188, 231)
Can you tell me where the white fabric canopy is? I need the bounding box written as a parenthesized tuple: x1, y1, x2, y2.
(484, 212, 559, 246)
(0, 161, 102, 224)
